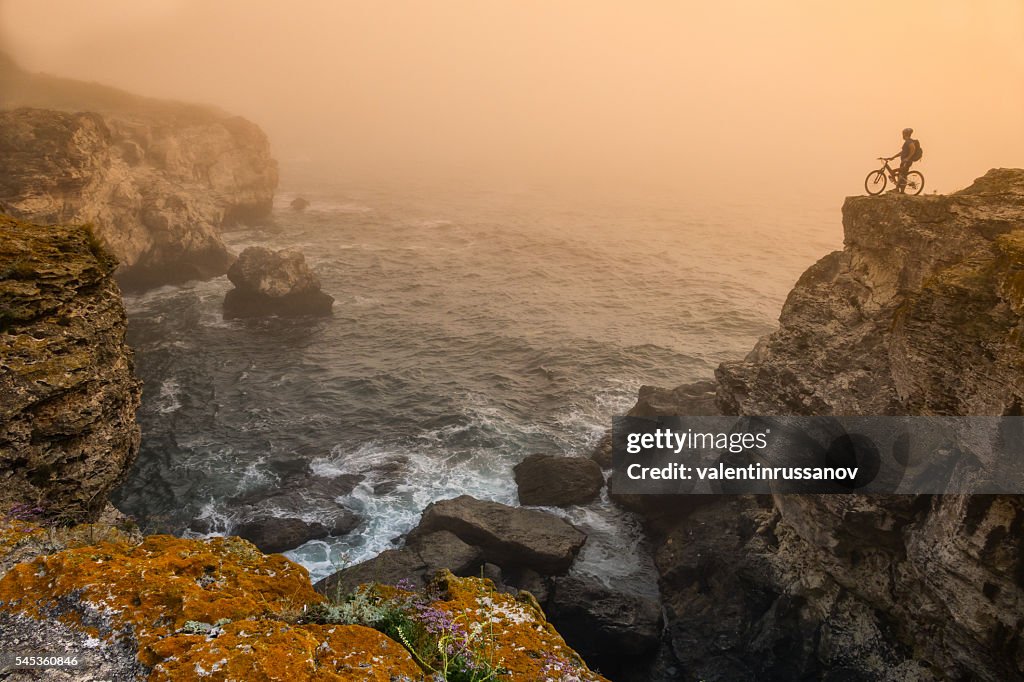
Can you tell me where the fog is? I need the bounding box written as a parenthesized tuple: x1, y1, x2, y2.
(1, 0, 1022, 200)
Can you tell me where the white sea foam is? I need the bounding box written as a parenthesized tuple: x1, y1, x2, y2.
(155, 378, 182, 414)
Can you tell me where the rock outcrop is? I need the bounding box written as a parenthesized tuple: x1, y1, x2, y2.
(318, 494, 590, 598)
(0, 57, 277, 289)
(0, 216, 141, 522)
(223, 246, 334, 318)
(616, 169, 1024, 681)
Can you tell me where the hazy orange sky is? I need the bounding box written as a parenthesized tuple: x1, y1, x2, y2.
(1, 0, 1021, 200)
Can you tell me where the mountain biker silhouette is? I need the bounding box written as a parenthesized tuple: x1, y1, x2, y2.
(885, 128, 920, 193)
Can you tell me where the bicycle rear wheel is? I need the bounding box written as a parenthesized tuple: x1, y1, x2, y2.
(904, 171, 924, 195)
(865, 170, 887, 195)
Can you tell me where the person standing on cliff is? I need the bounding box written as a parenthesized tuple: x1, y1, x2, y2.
(886, 128, 920, 193)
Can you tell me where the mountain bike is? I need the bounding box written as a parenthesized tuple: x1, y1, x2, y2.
(865, 158, 924, 196)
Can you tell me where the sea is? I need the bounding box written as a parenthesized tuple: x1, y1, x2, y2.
(111, 171, 841, 592)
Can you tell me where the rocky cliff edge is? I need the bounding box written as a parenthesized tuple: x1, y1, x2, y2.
(619, 169, 1024, 681)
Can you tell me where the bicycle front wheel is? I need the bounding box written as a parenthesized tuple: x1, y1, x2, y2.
(865, 170, 887, 195)
(904, 171, 924, 196)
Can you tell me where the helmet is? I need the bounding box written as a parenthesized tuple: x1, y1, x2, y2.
(903, 127, 914, 135)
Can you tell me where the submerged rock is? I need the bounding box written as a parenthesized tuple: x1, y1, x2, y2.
(514, 453, 605, 506)
(223, 246, 334, 318)
(228, 473, 363, 509)
(216, 474, 362, 553)
(0, 216, 141, 522)
(409, 495, 586, 574)
(290, 196, 310, 211)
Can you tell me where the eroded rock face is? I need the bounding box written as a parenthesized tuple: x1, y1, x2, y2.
(0, 104, 277, 289)
(223, 246, 334, 318)
(717, 169, 1024, 416)
(623, 169, 1024, 681)
(0, 216, 141, 522)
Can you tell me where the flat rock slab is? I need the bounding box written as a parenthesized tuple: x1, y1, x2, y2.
(514, 454, 604, 506)
(410, 495, 586, 575)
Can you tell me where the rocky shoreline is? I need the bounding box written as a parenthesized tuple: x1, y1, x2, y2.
(299, 169, 1024, 681)
(0, 216, 609, 681)
(2, 51, 1022, 678)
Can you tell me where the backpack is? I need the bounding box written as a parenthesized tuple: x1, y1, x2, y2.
(911, 139, 923, 162)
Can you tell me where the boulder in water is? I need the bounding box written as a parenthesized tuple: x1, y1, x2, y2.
(590, 433, 613, 469)
(204, 473, 362, 554)
(514, 454, 604, 507)
(290, 197, 310, 211)
(223, 246, 333, 318)
(315, 530, 483, 595)
(232, 515, 331, 555)
(409, 495, 586, 574)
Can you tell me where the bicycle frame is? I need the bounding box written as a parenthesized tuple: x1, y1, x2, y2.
(878, 159, 900, 182)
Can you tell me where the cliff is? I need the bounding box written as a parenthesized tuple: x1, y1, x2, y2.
(0, 55, 277, 289)
(621, 169, 1024, 681)
(0, 216, 141, 523)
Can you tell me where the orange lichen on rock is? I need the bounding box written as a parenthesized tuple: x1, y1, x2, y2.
(0, 519, 45, 564)
(0, 534, 606, 681)
(0, 517, 141, 578)
(0, 534, 323, 668)
(149, 621, 422, 681)
(426, 573, 609, 681)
